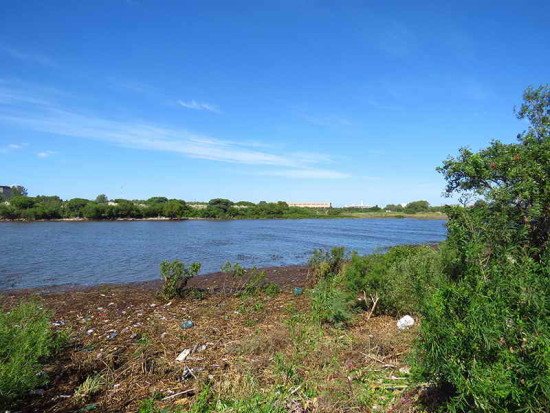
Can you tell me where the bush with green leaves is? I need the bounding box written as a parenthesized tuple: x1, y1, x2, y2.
(413, 85, 550, 412)
(340, 245, 444, 316)
(158, 260, 201, 299)
(307, 246, 347, 281)
(0, 300, 67, 408)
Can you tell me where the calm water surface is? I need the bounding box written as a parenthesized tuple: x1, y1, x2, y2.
(0, 219, 446, 290)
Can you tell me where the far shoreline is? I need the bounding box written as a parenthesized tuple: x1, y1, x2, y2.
(0, 213, 447, 223)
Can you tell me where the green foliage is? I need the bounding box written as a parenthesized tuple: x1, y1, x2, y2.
(74, 374, 103, 402)
(0, 300, 67, 407)
(414, 85, 550, 412)
(404, 200, 430, 213)
(384, 203, 404, 212)
(0, 204, 17, 219)
(138, 398, 183, 413)
(10, 185, 28, 197)
(158, 260, 201, 299)
(310, 277, 353, 326)
(307, 246, 347, 280)
(161, 199, 189, 218)
(341, 245, 444, 316)
(438, 85, 549, 255)
(0, 192, 446, 221)
(220, 262, 280, 296)
(9, 195, 35, 209)
(94, 194, 108, 203)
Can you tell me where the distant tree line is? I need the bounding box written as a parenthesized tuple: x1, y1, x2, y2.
(0, 189, 445, 221)
(342, 200, 444, 214)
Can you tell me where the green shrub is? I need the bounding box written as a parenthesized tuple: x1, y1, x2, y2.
(158, 260, 201, 299)
(414, 235, 550, 412)
(310, 278, 353, 326)
(0, 300, 67, 407)
(221, 263, 281, 296)
(413, 85, 550, 412)
(341, 245, 444, 316)
(307, 246, 347, 280)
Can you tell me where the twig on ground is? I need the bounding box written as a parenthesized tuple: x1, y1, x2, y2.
(162, 388, 195, 400)
(361, 352, 396, 368)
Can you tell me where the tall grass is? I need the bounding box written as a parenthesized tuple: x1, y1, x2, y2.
(0, 300, 67, 407)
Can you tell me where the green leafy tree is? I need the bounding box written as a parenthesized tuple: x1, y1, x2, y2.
(65, 198, 90, 218)
(414, 85, 550, 412)
(10, 186, 28, 197)
(235, 201, 255, 206)
(384, 204, 404, 212)
(95, 194, 108, 203)
(9, 196, 35, 209)
(162, 199, 189, 218)
(205, 198, 235, 218)
(146, 197, 168, 204)
(404, 200, 430, 213)
(207, 198, 234, 213)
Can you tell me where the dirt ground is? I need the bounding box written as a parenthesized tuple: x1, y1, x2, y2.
(2, 266, 420, 413)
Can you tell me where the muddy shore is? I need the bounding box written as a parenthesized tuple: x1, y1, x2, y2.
(2, 265, 309, 297)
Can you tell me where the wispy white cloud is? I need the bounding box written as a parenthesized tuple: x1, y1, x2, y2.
(36, 150, 55, 158)
(0, 84, 350, 179)
(1, 46, 56, 67)
(0, 142, 27, 154)
(178, 99, 221, 113)
(259, 169, 351, 179)
(1, 109, 329, 167)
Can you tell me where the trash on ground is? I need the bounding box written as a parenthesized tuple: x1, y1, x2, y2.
(397, 315, 415, 330)
(180, 320, 195, 329)
(176, 349, 191, 362)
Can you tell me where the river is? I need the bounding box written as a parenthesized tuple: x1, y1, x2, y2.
(0, 218, 446, 290)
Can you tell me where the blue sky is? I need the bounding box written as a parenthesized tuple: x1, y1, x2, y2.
(0, 0, 548, 206)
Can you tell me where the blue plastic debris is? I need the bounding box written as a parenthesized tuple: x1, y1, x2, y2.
(293, 287, 304, 295)
(180, 320, 195, 329)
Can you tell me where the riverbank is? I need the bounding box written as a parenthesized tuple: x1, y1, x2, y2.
(1, 265, 422, 412)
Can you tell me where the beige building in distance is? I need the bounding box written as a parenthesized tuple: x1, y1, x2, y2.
(288, 202, 332, 208)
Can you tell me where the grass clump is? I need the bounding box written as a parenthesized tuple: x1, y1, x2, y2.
(220, 262, 281, 297)
(310, 278, 353, 326)
(74, 374, 104, 402)
(158, 260, 201, 299)
(0, 300, 67, 408)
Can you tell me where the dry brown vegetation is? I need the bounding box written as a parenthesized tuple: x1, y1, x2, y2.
(3, 267, 423, 412)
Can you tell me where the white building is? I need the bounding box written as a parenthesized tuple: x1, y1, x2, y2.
(288, 202, 332, 208)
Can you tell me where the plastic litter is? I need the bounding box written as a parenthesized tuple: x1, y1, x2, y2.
(293, 287, 304, 295)
(396, 315, 415, 330)
(176, 349, 191, 362)
(180, 320, 195, 329)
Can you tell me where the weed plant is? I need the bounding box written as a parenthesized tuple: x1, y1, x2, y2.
(158, 260, 201, 299)
(0, 300, 68, 408)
